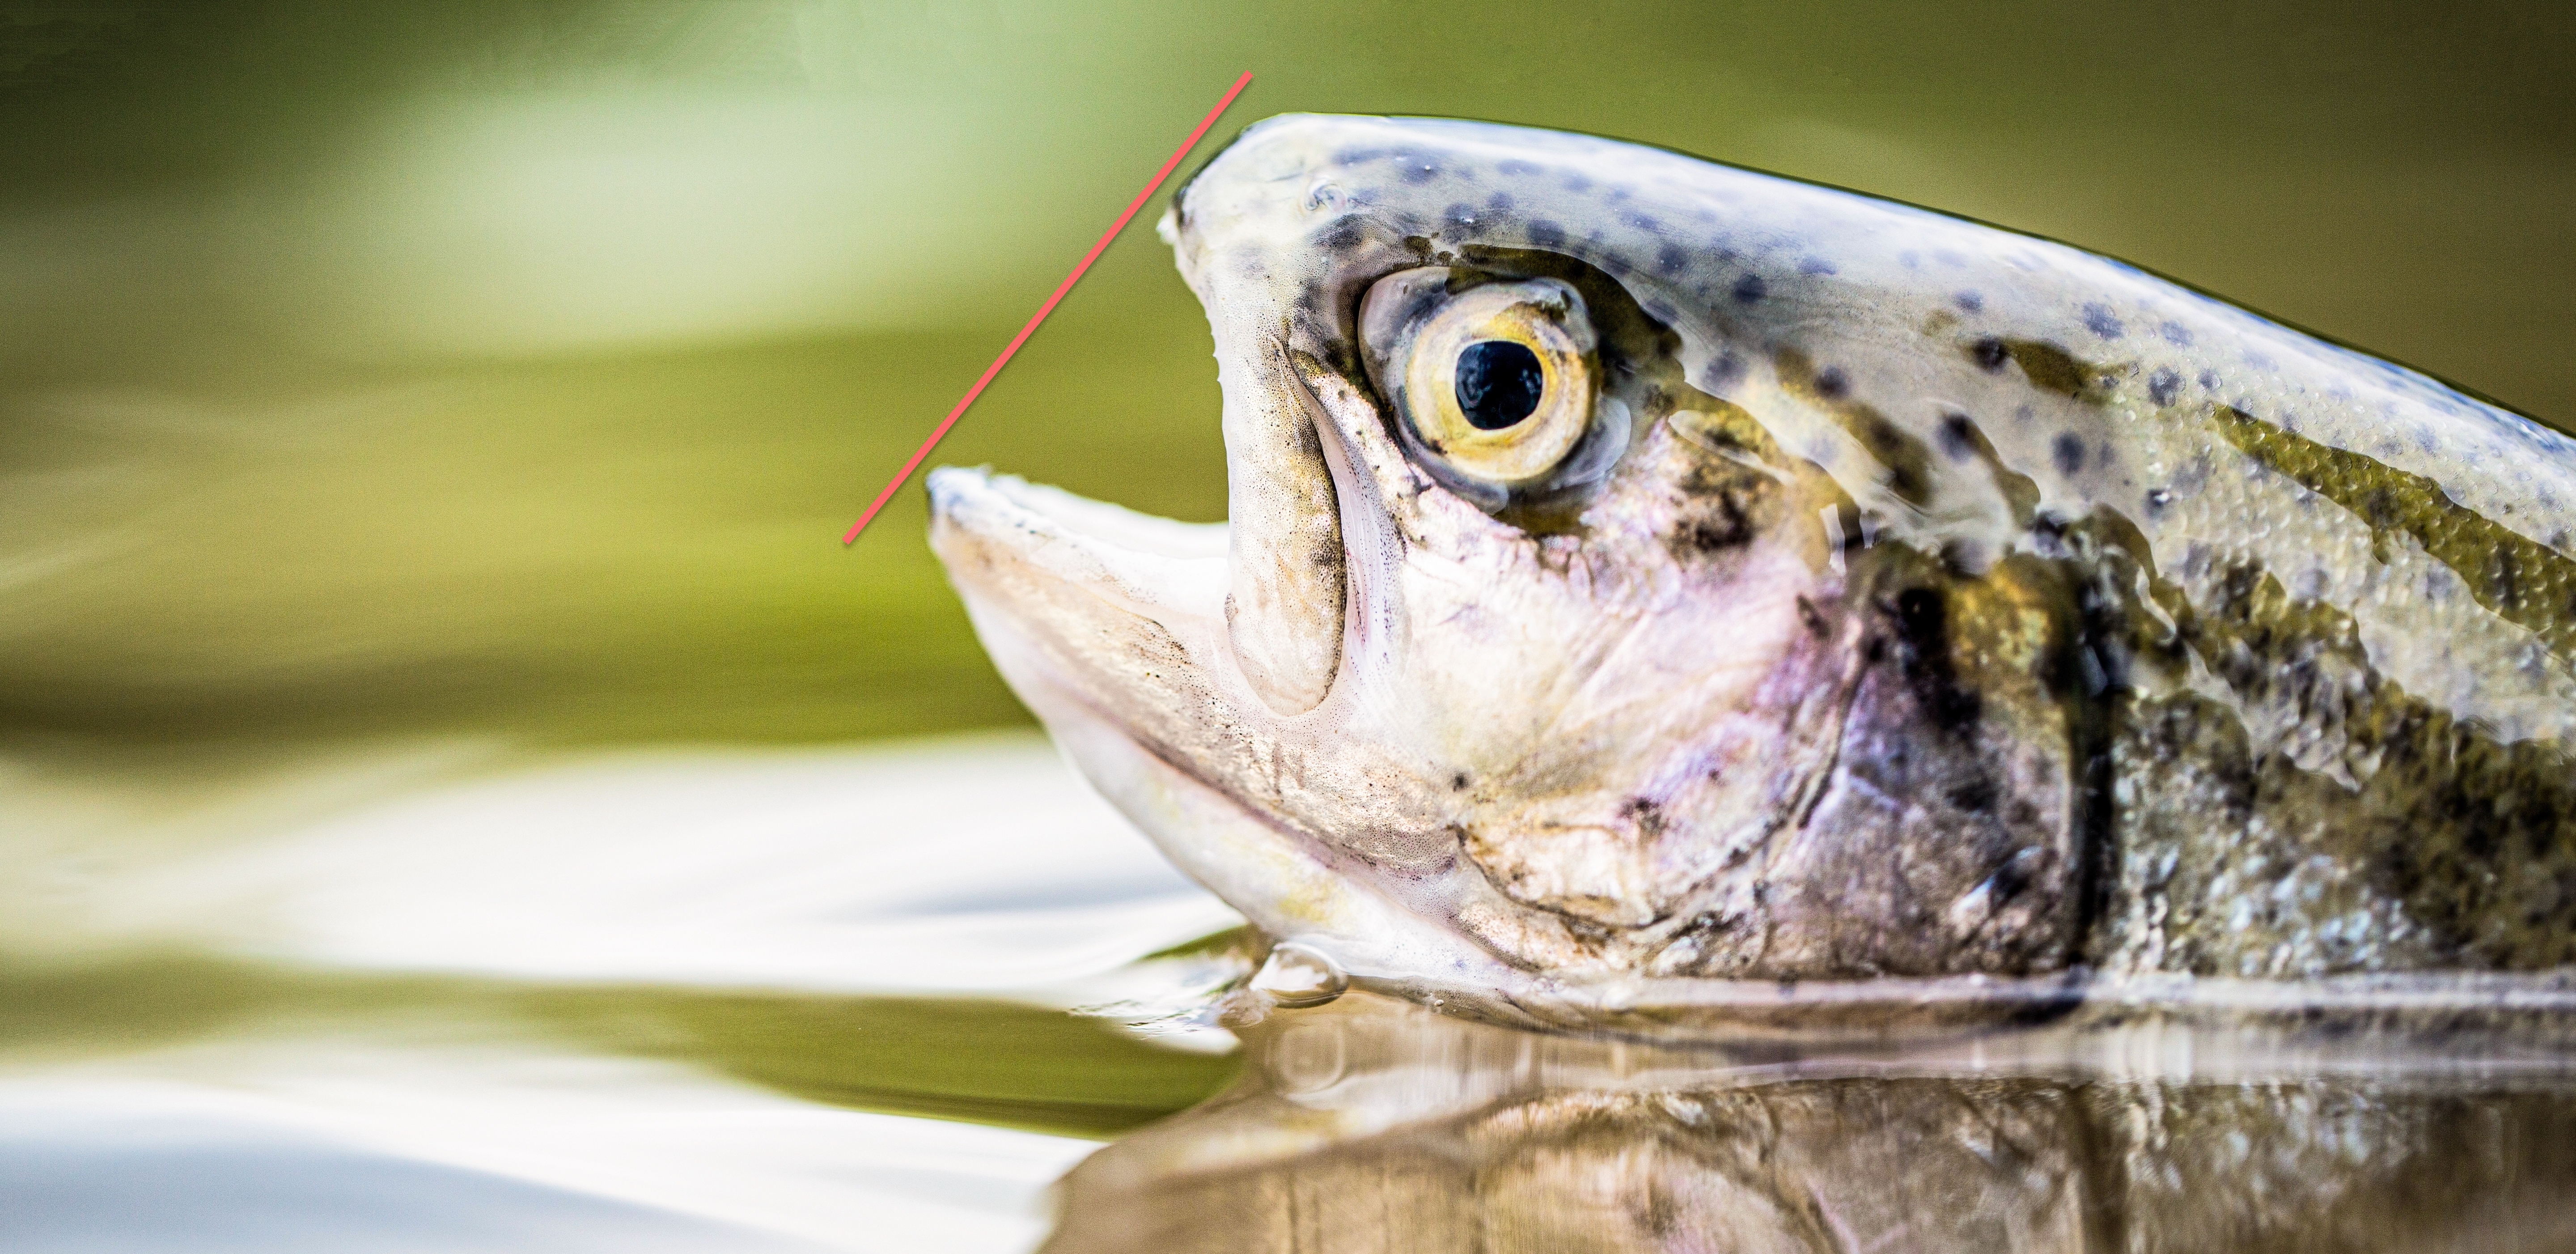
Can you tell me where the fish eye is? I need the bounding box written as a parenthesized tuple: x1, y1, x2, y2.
(1382, 276, 1597, 488)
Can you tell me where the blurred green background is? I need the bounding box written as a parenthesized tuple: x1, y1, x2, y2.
(2, 0, 2570, 751)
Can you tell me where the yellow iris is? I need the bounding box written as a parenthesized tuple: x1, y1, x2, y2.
(1397, 278, 1597, 487)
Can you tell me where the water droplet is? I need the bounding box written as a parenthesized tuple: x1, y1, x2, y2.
(1250, 941, 1347, 1008)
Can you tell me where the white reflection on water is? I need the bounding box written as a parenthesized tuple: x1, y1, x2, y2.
(1, 1050, 1094, 1254)
(2, 735, 1242, 1253)
(30, 733, 1241, 1003)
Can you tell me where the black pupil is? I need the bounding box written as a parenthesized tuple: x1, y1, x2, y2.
(1453, 340, 1546, 431)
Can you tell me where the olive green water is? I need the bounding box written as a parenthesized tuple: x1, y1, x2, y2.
(0, 952, 1237, 1136)
(3, 3, 2573, 1251)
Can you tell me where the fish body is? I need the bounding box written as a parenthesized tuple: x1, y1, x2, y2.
(928, 114, 2576, 1033)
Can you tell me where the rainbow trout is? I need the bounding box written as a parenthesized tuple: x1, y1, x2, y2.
(928, 115, 2576, 1034)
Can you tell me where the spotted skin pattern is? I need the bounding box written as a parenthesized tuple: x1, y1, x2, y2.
(931, 115, 2576, 1032)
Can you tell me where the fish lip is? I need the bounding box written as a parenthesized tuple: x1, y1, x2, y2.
(924, 465, 1231, 622)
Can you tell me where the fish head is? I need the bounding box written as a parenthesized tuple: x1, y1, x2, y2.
(930, 115, 2095, 1019)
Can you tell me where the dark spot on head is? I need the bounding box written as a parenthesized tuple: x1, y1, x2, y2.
(1655, 243, 1689, 275)
(1680, 509, 1753, 553)
(1401, 160, 1440, 184)
(1984, 851, 2035, 901)
(1970, 337, 2009, 372)
(1840, 404, 1934, 502)
(1893, 587, 1981, 730)
(1939, 539, 1988, 574)
(1732, 272, 1767, 303)
(2052, 432, 2085, 475)
(1561, 172, 1592, 193)
(1443, 202, 1479, 230)
(2159, 320, 2193, 346)
(1485, 191, 1515, 212)
(1945, 776, 1997, 813)
(1797, 256, 1838, 276)
(2148, 367, 2183, 407)
(1526, 220, 1565, 249)
(1953, 290, 1984, 313)
(2197, 369, 2220, 391)
(1937, 412, 1980, 461)
(2001, 340, 2105, 401)
(1704, 353, 1746, 388)
(1813, 366, 1850, 400)
(1621, 212, 1661, 232)
(1617, 797, 1667, 837)
(1316, 217, 1367, 251)
(2082, 304, 2125, 340)
(1451, 772, 1469, 791)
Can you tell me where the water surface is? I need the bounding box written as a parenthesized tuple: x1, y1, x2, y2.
(2, 738, 1246, 1252)
(1055, 992, 2576, 1253)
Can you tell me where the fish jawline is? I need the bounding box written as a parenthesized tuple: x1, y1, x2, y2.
(928, 465, 1541, 1000)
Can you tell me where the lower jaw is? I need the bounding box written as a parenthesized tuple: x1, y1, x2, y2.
(987, 655, 1532, 990)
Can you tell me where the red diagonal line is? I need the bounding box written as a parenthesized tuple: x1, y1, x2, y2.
(843, 72, 1254, 544)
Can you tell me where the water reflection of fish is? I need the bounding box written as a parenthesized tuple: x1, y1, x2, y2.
(928, 114, 2576, 1034)
(1045, 992, 2576, 1253)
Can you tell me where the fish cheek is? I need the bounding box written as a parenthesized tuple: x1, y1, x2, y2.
(1656, 404, 1794, 561)
(1750, 551, 2094, 978)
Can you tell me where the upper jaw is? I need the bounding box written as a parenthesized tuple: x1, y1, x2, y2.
(924, 468, 1231, 625)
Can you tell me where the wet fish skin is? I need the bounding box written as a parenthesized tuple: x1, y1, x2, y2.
(928, 113, 2576, 1026)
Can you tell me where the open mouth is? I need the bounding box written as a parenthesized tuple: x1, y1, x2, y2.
(922, 463, 1491, 999)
